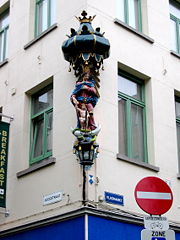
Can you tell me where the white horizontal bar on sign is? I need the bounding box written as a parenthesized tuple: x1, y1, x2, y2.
(137, 191, 172, 200)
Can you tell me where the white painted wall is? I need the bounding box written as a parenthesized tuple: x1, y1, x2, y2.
(0, 0, 180, 230)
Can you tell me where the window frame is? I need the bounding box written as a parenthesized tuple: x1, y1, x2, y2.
(35, 0, 53, 37)
(170, 1, 180, 54)
(175, 96, 180, 172)
(0, 9, 9, 62)
(117, 0, 142, 32)
(30, 84, 53, 165)
(118, 71, 148, 163)
(170, 14, 180, 53)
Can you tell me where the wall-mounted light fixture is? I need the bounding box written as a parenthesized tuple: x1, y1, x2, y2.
(73, 134, 99, 166)
(62, 11, 110, 167)
(62, 10, 110, 204)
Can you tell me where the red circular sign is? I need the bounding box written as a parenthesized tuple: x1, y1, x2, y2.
(134, 176, 173, 215)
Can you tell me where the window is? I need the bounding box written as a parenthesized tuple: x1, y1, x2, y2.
(0, 9, 9, 62)
(175, 97, 180, 171)
(118, 71, 147, 162)
(35, 0, 56, 36)
(169, 0, 180, 54)
(30, 84, 53, 164)
(117, 0, 142, 31)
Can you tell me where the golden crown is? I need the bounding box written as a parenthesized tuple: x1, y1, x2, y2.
(76, 10, 96, 23)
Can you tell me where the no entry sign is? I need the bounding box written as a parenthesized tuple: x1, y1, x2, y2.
(134, 177, 173, 215)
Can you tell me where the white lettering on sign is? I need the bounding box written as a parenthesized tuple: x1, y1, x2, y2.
(137, 191, 171, 200)
(43, 191, 62, 205)
(106, 196, 123, 202)
(0, 188, 4, 195)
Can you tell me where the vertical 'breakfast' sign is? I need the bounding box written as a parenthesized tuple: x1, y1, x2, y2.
(0, 121, 10, 208)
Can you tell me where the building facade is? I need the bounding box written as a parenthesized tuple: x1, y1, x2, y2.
(0, 0, 180, 239)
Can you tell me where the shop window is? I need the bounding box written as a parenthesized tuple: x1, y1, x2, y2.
(170, 0, 180, 54)
(35, 0, 56, 36)
(118, 71, 147, 162)
(0, 9, 9, 62)
(30, 84, 53, 164)
(116, 0, 142, 31)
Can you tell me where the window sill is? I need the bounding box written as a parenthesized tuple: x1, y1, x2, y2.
(117, 153, 159, 172)
(114, 18, 154, 44)
(24, 23, 58, 50)
(170, 50, 180, 59)
(16, 157, 56, 178)
(0, 58, 8, 68)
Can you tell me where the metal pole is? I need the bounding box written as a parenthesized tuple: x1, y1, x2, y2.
(0, 113, 14, 121)
(82, 165, 86, 205)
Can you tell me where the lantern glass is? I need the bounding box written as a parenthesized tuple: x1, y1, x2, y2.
(84, 151, 89, 160)
(79, 150, 83, 161)
(89, 149, 94, 160)
(76, 142, 96, 165)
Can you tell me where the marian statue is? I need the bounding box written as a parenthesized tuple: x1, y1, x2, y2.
(71, 71, 99, 131)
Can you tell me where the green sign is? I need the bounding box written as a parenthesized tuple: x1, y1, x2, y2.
(0, 121, 10, 208)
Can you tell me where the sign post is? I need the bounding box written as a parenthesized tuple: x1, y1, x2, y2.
(134, 177, 175, 240)
(0, 121, 10, 208)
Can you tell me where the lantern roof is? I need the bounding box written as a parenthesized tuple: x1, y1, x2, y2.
(62, 10, 110, 76)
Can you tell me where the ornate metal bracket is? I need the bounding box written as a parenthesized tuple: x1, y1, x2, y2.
(0, 209, 10, 217)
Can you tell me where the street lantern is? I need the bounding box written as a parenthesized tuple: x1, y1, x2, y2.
(73, 135, 99, 166)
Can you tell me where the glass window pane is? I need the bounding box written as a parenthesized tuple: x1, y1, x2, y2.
(0, 11, 9, 62)
(33, 117, 44, 158)
(118, 99, 127, 155)
(117, 0, 125, 22)
(175, 100, 180, 118)
(42, 0, 48, 31)
(4, 28, 8, 59)
(50, 0, 56, 25)
(47, 111, 53, 152)
(170, 18, 178, 51)
(170, 1, 180, 19)
(37, 0, 48, 34)
(0, 12, 9, 30)
(131, 104, 144, 161)
(176, 122, 180, 170)
(0, 32, 4, 61)
(31, 85, 53, 163)
(118, 75, 142, 100)
(33, 88, 53, 115)
(128, 0, 139, 29)
(179, 22, 180, 50)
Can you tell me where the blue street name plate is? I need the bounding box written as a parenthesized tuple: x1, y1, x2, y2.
(104, 192, 124, 206)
